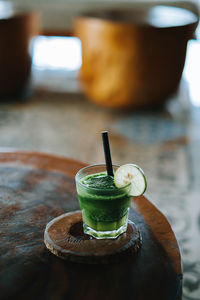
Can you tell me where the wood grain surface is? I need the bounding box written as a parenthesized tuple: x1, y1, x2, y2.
(0, 152, 182, 300)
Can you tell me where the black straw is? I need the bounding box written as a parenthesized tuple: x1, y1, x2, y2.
(101, 131, 114, 177)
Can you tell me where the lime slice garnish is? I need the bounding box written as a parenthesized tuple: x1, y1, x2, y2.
(114, 164, 147, 196)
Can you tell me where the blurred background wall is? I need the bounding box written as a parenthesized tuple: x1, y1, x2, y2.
(6, 0, 200, 32)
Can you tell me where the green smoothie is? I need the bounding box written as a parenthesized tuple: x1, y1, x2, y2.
(76, 168, 131, 238)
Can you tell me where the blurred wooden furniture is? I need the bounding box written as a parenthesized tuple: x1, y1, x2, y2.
(0, 8, 40, 98)
(0, 152, 182, 299)
(74, 5, 198, 109)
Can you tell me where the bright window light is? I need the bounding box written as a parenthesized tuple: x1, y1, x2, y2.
(0, 2, 13, 19)
(183, 39, 200, 107)
(32, 36, 82, 71)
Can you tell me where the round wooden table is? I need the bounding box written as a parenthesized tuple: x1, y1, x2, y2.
(0, 152, 182, 300)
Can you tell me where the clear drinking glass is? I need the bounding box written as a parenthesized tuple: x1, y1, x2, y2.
(75, 164, 131, 239)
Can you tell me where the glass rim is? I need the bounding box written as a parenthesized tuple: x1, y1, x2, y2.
(75, 163, 131, 191)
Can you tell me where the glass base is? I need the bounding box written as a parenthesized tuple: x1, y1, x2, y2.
(83, 222, 128, 239)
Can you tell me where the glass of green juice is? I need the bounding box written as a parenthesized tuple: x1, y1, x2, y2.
(75, 164, 131, 239)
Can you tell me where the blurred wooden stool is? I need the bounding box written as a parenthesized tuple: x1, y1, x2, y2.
(0, 5, 40, 98)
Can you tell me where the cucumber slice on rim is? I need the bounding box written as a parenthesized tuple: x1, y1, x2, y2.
(114, 164, 147, 196)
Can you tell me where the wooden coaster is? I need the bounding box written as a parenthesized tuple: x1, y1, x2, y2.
(44, 210, 141, 264)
